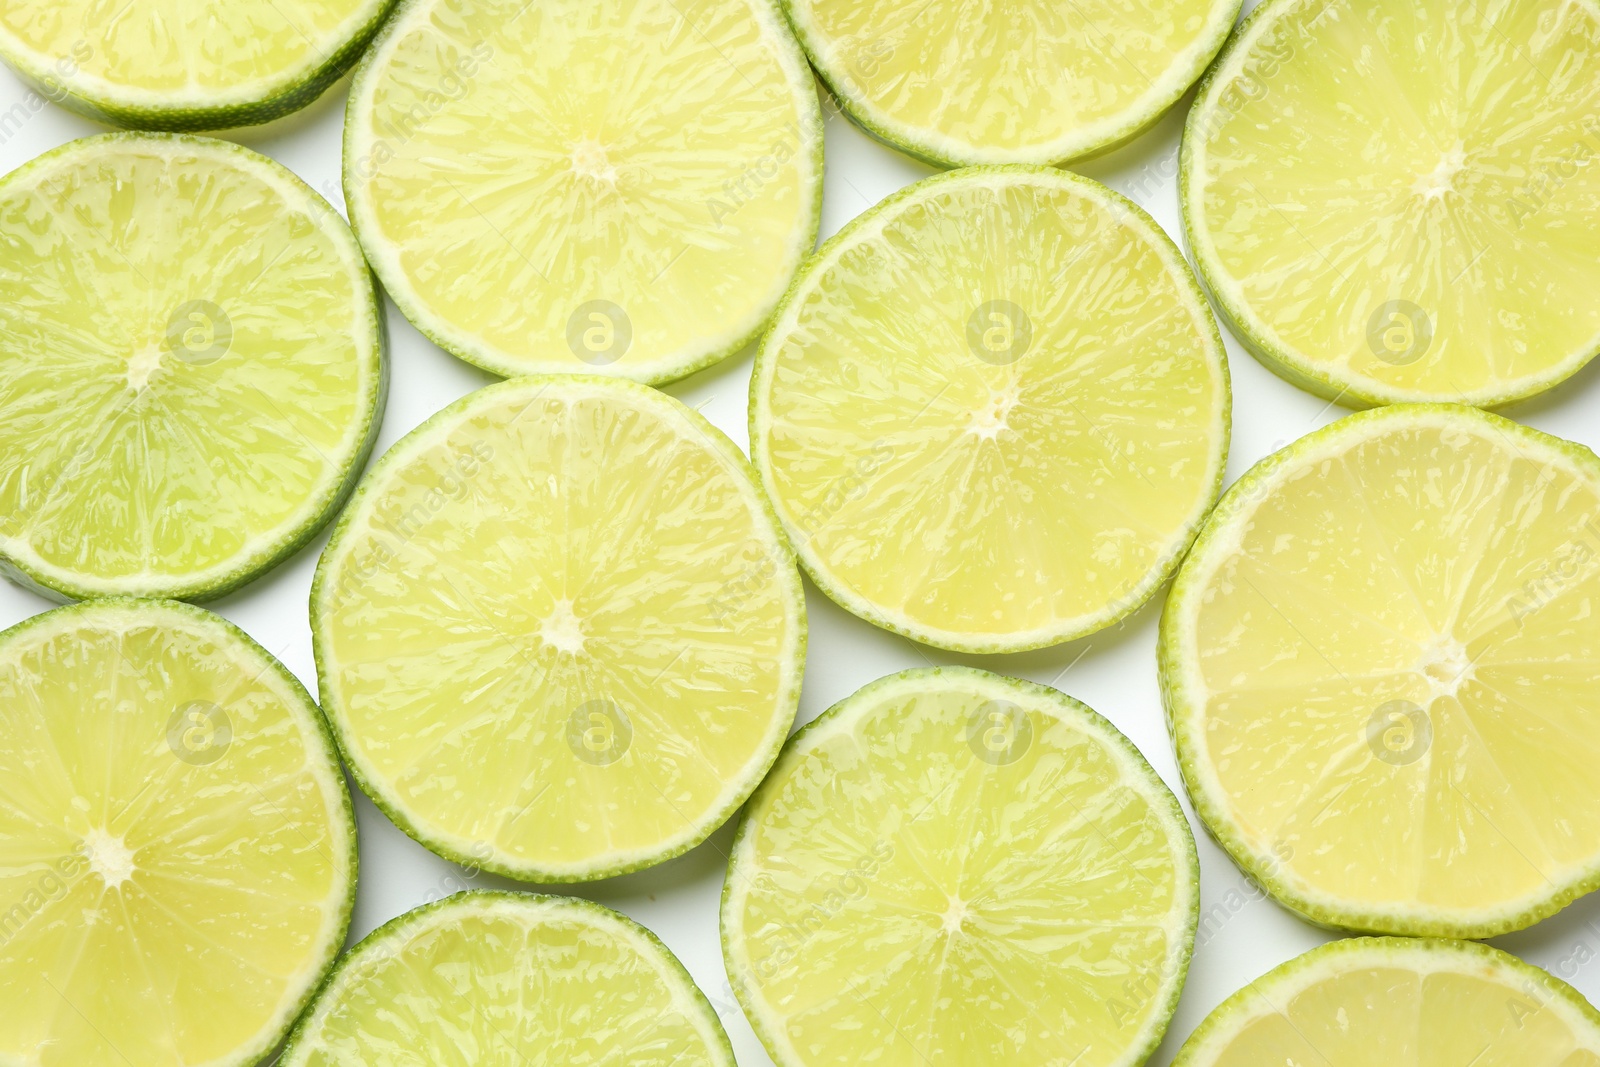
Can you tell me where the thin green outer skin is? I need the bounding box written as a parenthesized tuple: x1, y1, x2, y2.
(0, 0, 399, 131)
(279, 891, 736, 1067)
(749, 164, 1232, 655)
(1171, 937, 1600, 1064)
(0, 597, 359, 1067)
(1179, 0, 1600, 410)
(341, 0, 825, 388)
(1159, 403, 1600, 938)
(0, 132, 389, 605)
(722, 666, 1201, 1067)
(779, 0, 1242, 168)
(311, 374, 808, 884)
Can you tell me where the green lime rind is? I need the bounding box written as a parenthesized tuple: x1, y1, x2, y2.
(1159, 402, 1600, 939)
(749, 164, 1231, 655)
(341, 0, 824, 387)
(0, 132, 388, 604)
(279, 890, 736, 1067)
(311, 374, 807, 884)
(723, 665, 1200, 1067)
(0, 0, 399, 131)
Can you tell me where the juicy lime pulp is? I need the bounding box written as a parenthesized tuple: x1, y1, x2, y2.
(313, 376, 806, 882)
(1182, 0, 1600, 408)
(344, 0, 824, 385)
(281, 892, 733, 1066)
(1173, 937, 1600, 1066)
(1162, 404, 1600, 937)
(723, 667, 1198, 1067)
(0, 0, 396, 129)
(750, 166, 1230, 653)
(0, 133, 386, 602)
(785, 0, 1241, 166)
(0, 599, 356, 1067)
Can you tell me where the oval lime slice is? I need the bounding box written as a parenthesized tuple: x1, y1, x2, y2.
(1163, 403, 1600, 937)
(0, 599, 356, 1067)
(1182, 0, 1600, 407)
(750, 166, 1230, 653)
(786, 0, 1241, 166)
(281, 892, 734, 1066)
(1174, 937, 1600, 1065)
(314, 376, 806, 882)
(344, 0, 823, 385)
(0, 133, 386, 602)
(0, 0, 396, 130)
(723, 667, 1198, 1067)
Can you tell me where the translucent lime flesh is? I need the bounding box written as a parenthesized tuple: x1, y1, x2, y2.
(724, 669, 1196, 1067)
(0, 600, 353, 1067)
(1184, 0, 1600, 405)
(0, 135, 381, 600)
(345, 0, 821, 383)
(752, 168, 1228, 652)
(1164, 405, 1600, 935)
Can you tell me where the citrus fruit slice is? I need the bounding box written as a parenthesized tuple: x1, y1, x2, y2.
(344, 0, 823, 385)
(1162, 403, 1600, 938)
(0, 133, 386, 602)
(723, 667, 1198, 1067)
(313, 375, 806, 882)
(1182, 0, 1600, 408)
(1173, 937, 1600, 1066)
(0, 0, 396, 130)
(785, 0, 1241, 166)
(0, 598, 356, 1067)
(750, 166, 1230, 653)
(281, 892, 734, 1067)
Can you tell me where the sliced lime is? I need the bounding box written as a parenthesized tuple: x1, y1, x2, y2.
(0, 133, 386, 602)
(750, 166, 1230, 653)
(0, 598, 355, 1067)
(723, 667, 1197, 1067)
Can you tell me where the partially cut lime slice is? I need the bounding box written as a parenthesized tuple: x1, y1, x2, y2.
(0, 133, 386, 602)
(0, 0, 396, 130)
(1174, 937, 1600, 1066)
(723, 667, 1198, 1067)
(344, 0, 823, 385)
(1162, 403, 1600, 937)
(282, 892, 734, 1066)
(314, 376, 805, 882)
(750, 166, 1230, 653)
(1182, 0, 1600, 407)
(785, 0, 1240, 166)
(0, 599, 356, 1067)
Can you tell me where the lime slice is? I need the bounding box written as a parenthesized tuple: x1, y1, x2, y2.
(0, 598, 356, 1067)
(0, 133, 386, 602)
(313, 375, 805, 882)
(1174, 937, 1600, 1065)
(723, 667, 1198, 1067)
(344, 0, 823, 386)
(750, 166, 1230, 653)
(0, 0, 395, 130)
(1182, 0, 1600, 408)
(1162, 403, 1600, 938)
(282, 891, 734, 1066)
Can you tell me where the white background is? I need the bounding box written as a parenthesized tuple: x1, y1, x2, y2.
(4, 2, 1600, 1062)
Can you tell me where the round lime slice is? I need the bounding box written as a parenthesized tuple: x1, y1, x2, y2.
(0, 598, 356, 1067)
(1182, 0, 1600, 407)
(1163, 403, 1600, 937)
(314, 375, 806, 882)
(0, 133, 386, 602)
(344, 0, 823, 385)
(281, 892, 734, 1066)
(750, 166, 1230, 653)
(723, 667, 1198, 1067)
